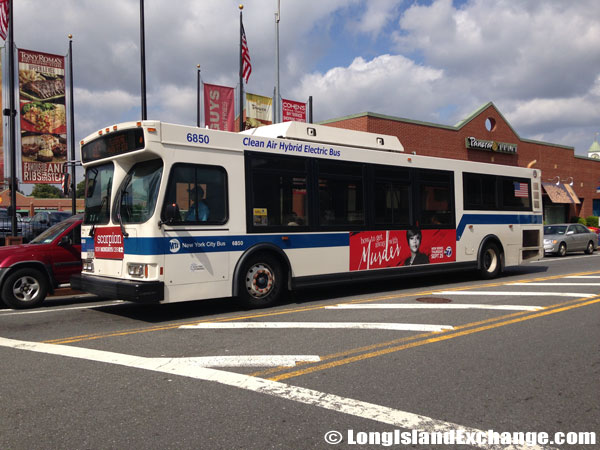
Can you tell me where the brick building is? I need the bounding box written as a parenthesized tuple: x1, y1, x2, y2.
(322, 102, 600, 223)
(0, 189, 83, 217)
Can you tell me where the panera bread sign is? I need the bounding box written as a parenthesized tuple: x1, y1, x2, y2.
(466, 137, 517, 154)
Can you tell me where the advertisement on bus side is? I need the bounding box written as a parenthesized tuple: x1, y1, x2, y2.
(349, 229, 456, 271)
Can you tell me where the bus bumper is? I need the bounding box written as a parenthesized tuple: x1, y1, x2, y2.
(70, 274, 164, 303)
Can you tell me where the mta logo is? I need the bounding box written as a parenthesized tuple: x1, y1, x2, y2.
(169, 239, 181, 253)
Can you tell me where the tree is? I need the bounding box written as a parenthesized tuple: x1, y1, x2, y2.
(31, 184, 62, 198)
(76, 180, 86, 198)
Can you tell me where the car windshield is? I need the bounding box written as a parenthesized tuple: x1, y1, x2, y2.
(51, 212, 72, 223)
(544, 225, 567, 235)
(30, 219, 73, 244)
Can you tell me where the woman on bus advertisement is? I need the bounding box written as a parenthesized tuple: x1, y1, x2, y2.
(349, 228, 455, 271)
(404, 227, 430, 266)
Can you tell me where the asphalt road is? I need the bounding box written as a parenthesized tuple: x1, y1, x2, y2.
(1, 254, 599, 450)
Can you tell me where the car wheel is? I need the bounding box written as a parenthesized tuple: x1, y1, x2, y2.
(558, 242, 567, 257)
(237, 253, 284, 308)
(1, 268, 48, 309)
(479, 242, 502, 279)
(585, 241, 594, 255)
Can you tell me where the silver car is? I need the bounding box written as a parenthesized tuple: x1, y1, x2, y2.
(543, 224, 598, 256)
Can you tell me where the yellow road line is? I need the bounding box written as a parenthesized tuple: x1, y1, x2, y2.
(266, 296, 600, 382)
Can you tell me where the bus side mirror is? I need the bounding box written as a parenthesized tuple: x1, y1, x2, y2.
(164, 203, 181, 223)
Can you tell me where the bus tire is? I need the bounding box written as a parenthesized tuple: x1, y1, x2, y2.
(479, 242, 502, 279)
(1, 268, 48, 309)
(237, 253, 283, 308)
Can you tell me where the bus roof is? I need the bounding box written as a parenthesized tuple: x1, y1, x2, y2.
(241, 121, 404, 153)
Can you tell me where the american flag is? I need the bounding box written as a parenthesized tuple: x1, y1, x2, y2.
(241, 23, 252, 83)
(0, 0, 8, 41)
(513, 182, 529, 198)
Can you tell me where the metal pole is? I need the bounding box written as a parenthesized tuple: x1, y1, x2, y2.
(68, 35, 76, 214)
(8, 0, 17, 235)
(140, 0, 147, 120)
(274, 0, 280, 123)
(196, 64, 201, 127)
(308, 96, 313, 123)
(239, 5, 244, 132)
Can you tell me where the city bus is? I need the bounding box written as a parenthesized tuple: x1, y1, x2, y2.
(71, 120, 543, 308)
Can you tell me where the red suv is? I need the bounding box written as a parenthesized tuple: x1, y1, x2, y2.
(0, 214, 82, 309)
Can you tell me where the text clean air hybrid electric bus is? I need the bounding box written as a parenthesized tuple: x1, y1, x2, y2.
(71, 121, 543, 307)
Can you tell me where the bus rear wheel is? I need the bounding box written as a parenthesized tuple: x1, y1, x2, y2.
(479, 242, 502, 279)
(238, 253, 283, 308)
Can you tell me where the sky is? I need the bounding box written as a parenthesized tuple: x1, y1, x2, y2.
(6, 0, 600, 188)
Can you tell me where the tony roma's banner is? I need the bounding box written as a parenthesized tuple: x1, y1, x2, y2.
(203, 83, 234, 131)
(245, 92, 272, 129)
(282, 98, 306, 122)
(18, 49, 67, 184)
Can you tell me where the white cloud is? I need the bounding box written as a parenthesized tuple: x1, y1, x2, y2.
(292, 54, 446, 121)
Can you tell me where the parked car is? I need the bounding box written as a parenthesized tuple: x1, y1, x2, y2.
(0, 214, 82, 309)
(543, 223, 598, 256)
(23, 211, 73, 242)
(0, 209, 23, 239)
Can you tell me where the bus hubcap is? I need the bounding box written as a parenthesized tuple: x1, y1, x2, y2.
(246, 263, 274, 298)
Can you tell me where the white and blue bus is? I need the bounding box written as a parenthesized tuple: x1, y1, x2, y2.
(71, 120, 543, 307)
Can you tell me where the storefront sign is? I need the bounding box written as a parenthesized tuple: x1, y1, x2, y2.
(466, 137, 517, 154)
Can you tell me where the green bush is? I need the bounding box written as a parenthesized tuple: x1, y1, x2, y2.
(578, 217, 587, 225)
(585, 216, 599, 227)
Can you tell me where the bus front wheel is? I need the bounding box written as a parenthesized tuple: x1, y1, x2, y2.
(479, 243, 502, 279)
(238, 253, 283, 308)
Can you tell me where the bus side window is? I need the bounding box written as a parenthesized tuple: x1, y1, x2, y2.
(161, 164, 228, 225)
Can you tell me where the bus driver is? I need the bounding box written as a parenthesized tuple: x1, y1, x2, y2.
(186, 185, 210, 221)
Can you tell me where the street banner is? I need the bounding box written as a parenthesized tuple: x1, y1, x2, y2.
(245, 92, 272, 129)
(18, 49, 67, 184)
(203, 83, 235, 131)
(0, 53, 4, 186)
(282, 98, 306, 122)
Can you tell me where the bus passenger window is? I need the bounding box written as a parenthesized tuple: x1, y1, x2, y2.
(247, 153, 309, 229)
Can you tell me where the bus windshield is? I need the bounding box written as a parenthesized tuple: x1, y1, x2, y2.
(116, 159, 163, 224)
(84, 163, 114, 225)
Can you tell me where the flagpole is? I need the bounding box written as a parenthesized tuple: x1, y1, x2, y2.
(139, 0, 147, 120)
(8, 0, 16, 235)
(68, 34, 76, 214)
(196, 64, 201, 127)
(238, 4, 244, 132)
(274, 0, 280, 124)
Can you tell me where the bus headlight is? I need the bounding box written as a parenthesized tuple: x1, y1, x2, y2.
(83, 260, 94, 272)
(128, 263, 147, 278)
